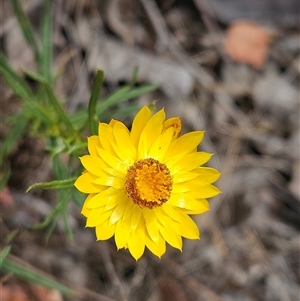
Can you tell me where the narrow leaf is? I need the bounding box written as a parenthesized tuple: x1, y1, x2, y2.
(88, 69, 104, 135)
(30, 188, 72, 230)
(0, 246, 11, 267)
(1, 117, 27, 160)
(23, 69, 75, 134)
(2, 256, 74, 296)
(26, 177, 77, 193)
(97, 83, 160, 114)
(129, 66, 139, 86)
(41, 0, 52, 82)
(11, 0, 40, 63)
(45, 83, 76, 134)
(0, 53, 33, 101)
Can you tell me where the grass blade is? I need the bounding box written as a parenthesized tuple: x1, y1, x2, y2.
(0, 53, 33, 101)
(41, 0, 52, 82)
(45, 83, 76, 134)
(2, 256, 74, 296)
(11, 0, 40, 64)
(0, 246, 11, 267)
(97, 83, 160, 114)
(24, 69, 75, 134)
(1, 117, 27, 164)
(88, 69, 104, 135)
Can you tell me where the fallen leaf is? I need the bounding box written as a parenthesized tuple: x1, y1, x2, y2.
(223, 20, 274, 69)
(0, 281, 63, 301)
(0, 186, 14, 206)
(32, 285, 63, 301)
(0, 283, 28, 301)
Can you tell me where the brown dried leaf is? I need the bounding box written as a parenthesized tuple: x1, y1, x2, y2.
(0, 283, 28, 301)
(223, 21, 274, 69)
(0, 186, 14, 206)
(0, 282, 63, 301)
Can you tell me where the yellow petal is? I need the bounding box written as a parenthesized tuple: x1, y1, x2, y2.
(172, 171, 200, 183)
(148, 127, 174, 161)
(122, 200, 136, 221)
(159, 203, 180, 222)
(130, 106, 152, 147)
(84, 188, 112, 209)
(97, 148, 128, 172)
(112, 121, 137, 162)
(81, 206, 91, 218)
(163, 116, 181, 139)
(104, 190, 127, 211)
(87, 135, 101, 156)
(93, 175, 124, 189)
(111, 142, 135, 167)
(81, 195, 95, 217)
(145, 232, 166, 258)
(169, 193, 210, 212)
(109, 197, 128, 224)
(128, 218, 146, 260)
(172, 178, 221, 195)
(74, 172, 105, 194)
(143, 209, 159, 243)
(98, 123, 115, 153)
(79, 155, 107, 177)
(192, 185, 221, 199)
(95, 220, 116, 240)
(165, 131, 204, 158)
(194, 167, 221, 183)
(163, 152, 187, 169)
(176, 210, 200, 239)
(109, 119, 117, 127)
(137, 108, 166, 159)
(86, 207, 110, 227)
(80, 155, 125, 178)
(131, 207, 142, 230)
(115, 218, 131, 249)
(158, 218, 182, 250)
(184, 208, 210, 215)
(171, 152, 213, 174)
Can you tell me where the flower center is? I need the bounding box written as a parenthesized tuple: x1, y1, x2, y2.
(125, 158, 172, 209)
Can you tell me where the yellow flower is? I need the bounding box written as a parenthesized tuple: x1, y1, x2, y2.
(75, 106, 221, 260)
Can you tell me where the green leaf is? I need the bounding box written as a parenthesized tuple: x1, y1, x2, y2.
(0, 164, 11, 191)
(109, 104, 140, 120)
(11, 0, 40, 64)
(30, 188, 73, 230)
(88, 69, 104, 135)
(52, 151, 69, 179)
(23, 68, 47, 83)
(26, 177, 77, 193)
(45, 84, 76, 134)
(0, 246, 11, 267)
(129, 66, 139, 86)
(41, 0, 52, 82)
(97, 83, 160, 114)
(69, 82, 160, 129)
(0, 53, 33, 101)
(23, 101, 54, 127)
(148, 100, 157, 113)
(23, 70, 76, 135)
(97, 86, 130, 115)
(62, 209, 73, 242)
(1, 117, 27, 163)
(1, 257, 74, 296)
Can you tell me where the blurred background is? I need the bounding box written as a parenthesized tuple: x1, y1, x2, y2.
(1, 0, 299, 300)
